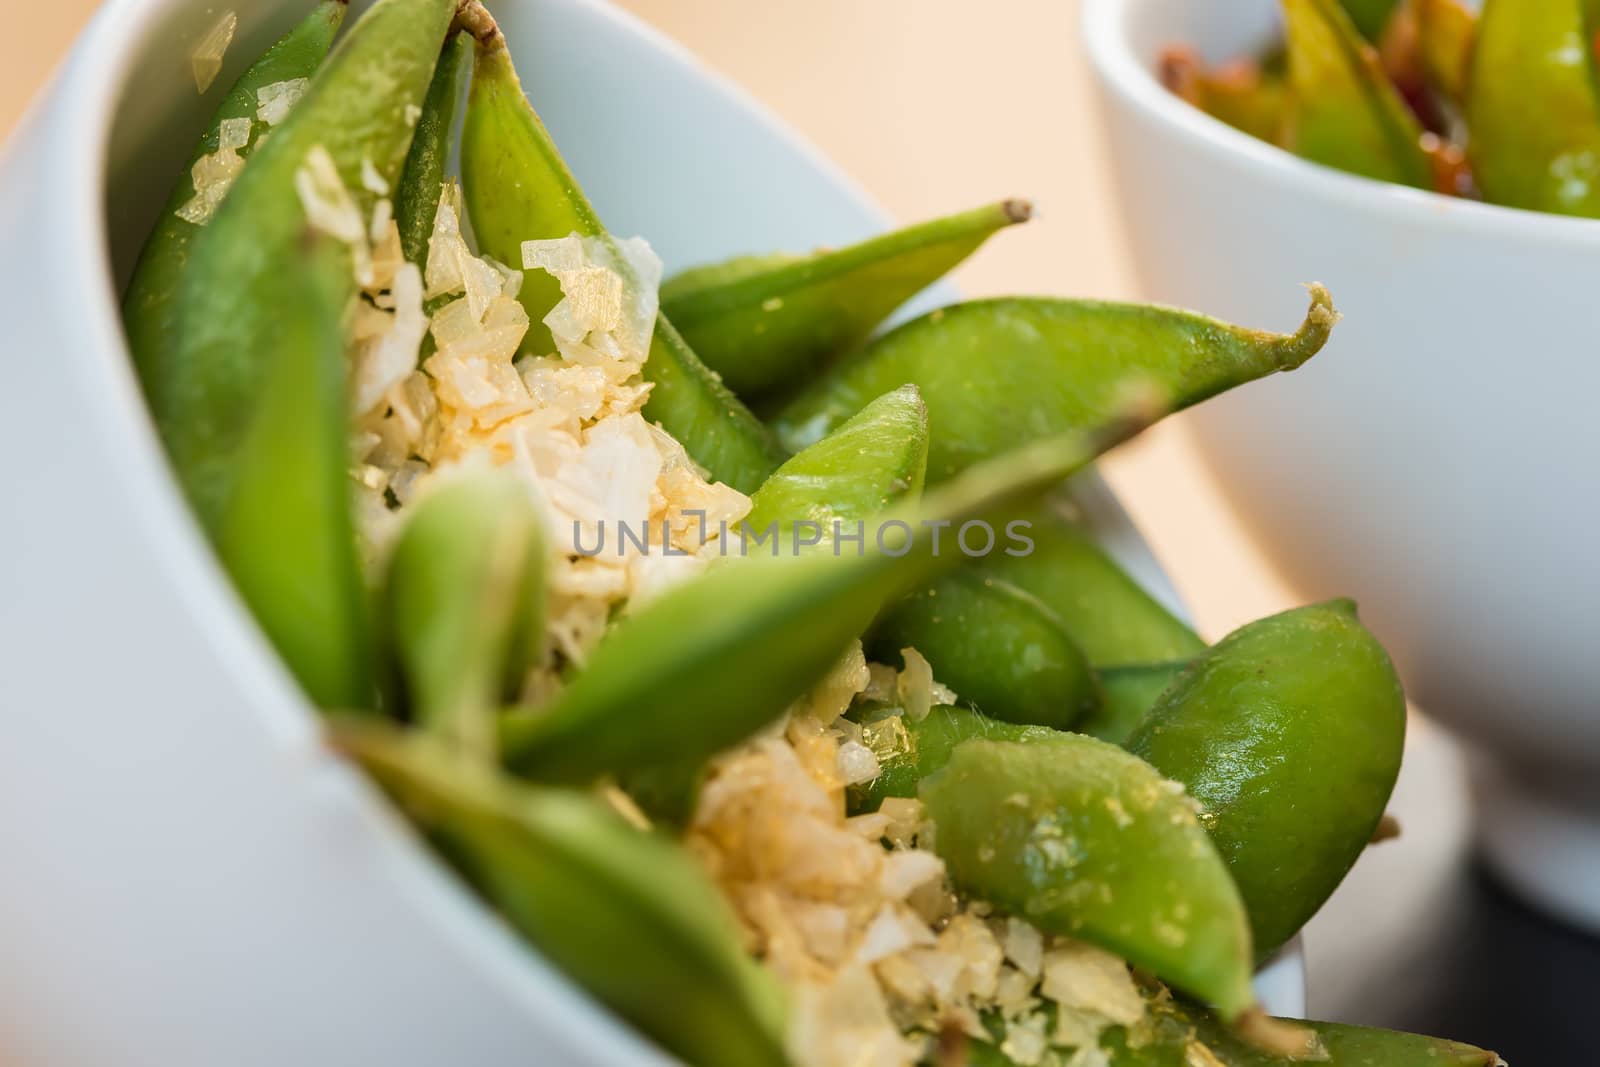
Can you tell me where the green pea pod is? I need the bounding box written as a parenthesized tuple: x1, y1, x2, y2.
(1466, 0, 1600, 216)
(742, 383, 929, 538)
(1337, 0, 1401, 41)
(163, 0, 457, 525)
(213, 235, 372, 711)
(959, 996, 1501, 1066)
(339, 727, 789, 1067)
(921, 737, 1257, 1020)
(382, 470, 547, 747)
(1128, 600, 1406, 961)
(123, 0, 348, 407)
(1280, 0, 1433, 189)
(395, 30, 474, 266)
(979, 503, 1206, 667)
(775, 286, 1335, 483)
(660, 200, 1032, 399)
(850, 704, 1055, 812)
(1079, 660, 1190, 746)
(869, 573, 1101, 730)
(1415, 0, 1476, 104)
(460, 32, 787, 492)
(502, 421, 1153, 786)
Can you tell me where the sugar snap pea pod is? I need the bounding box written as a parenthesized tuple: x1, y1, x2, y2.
(395, 30, 474, 266)
(958, 995, 1501, 1066)
(339, 726, 789, 1067)
(460, 28, 787, 492)
(1280, 0, 1433, 189)
(214, 235, 372, 710)
(163, 0, 457, 524)
(868, 573, 1101, 730)
(774, 286, 1336, 482)
(1128, 600, 1406, 961)
(921, 737, 1257, 1020)
(1415, 0, 1475, 105)
(975, 503, 1205, 667)
(381, 470, 547, 746)
(1078, 660, 1190, 745)
(1465, 0, 1600, 216)
(122, 0, 348, 406)
(660, 200, 1032, 399)
(502, 422, 1151, 785)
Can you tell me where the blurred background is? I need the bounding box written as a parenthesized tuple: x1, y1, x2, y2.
(2, 1, 1586, 1061)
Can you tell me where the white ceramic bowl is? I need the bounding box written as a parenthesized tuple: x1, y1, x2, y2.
(1085, 0, 1600, 931)
(0, 0, 1300, 1062)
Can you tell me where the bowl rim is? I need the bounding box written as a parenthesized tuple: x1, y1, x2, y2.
(31, 0, 1305, 1040)
(1080, 0, 1600, 248)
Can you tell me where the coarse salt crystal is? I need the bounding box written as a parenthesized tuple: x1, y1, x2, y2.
(256, 78, 309, 126)
(191, 10, 238, 93)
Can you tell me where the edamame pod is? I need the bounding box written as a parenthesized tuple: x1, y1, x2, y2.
(660, 200, 1031, 399)
(460, 29, 787, 492)
(163, 0, 457, 524)
(1078, 660, 1189, 745)
(395, 30, 474, 266)
(381, 469, 547, 747)
(1336, 0, 1400, 41)
(775, 286, 1336, 483)
(1159, 49, 1288, 144)
(1281, 0, 1433, 188)
(1415, 0, 1475, 105)
(868, 573, 1101, 730)
(960, 995, 1501, 1066)
(1128, 600, 1406, 960)
(921, 738, 1257, 1020)
(123, 0, 348, 406)
(214, 235, 372, 710)
(982, 504, 1205, 667)
(341, 727, 790, 1067)
(1465, 0, 1600, 216)
(502, 422, 1153, 785)
(849, 704, 1056, 812)
(742, 383, 929, 539)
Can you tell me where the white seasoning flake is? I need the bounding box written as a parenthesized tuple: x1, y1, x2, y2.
(295, 145, 366, 246)
(217, 116, 252, 151)
(191, 10, 238, 93)
(361, 157, 390, 197)
(405, 103, 423, 127)
(256, 78, 309, 126)
(175, 141, 246, 225)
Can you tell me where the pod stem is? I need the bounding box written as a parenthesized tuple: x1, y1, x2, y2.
(1266, 282, 1339, 371)
(454, 0, 500, 43)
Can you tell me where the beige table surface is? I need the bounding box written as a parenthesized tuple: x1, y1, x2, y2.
(0, 0, 1475, 1027)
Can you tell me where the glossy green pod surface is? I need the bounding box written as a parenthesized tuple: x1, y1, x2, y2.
(460, 36, 787, 492)
(775, 286, 1335, 483)
(395, 30, 474, 265)
(1281, 0, 1433, 188)
(342, 728, 790, 1067)
(1128, 600, 1406, 960)
(213, 236, 372, 710)
(1079, 660, 1191, 746)
(869, 572, 1100, 730)
(849, 704, 1058, 812)
(1465, 0, 1600, 216)
(123, 0, 348, 409)
(501, 423, 1152, 786)
(960, 994, 1501, 1066)
(660, 200, 1031, 398)
(921, 738, 1257, 1020)
(163, 0, 457, 524)
(1337, 0, 1401, 41)
(382, 470, 547, 744)
(982, 504, 1206, 667)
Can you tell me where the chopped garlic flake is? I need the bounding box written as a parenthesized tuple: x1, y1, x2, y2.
(256, 78, 309, 126)
(191, 10, 238, 93)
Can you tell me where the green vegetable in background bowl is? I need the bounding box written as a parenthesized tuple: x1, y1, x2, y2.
(116, 0, 1502, 1063)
